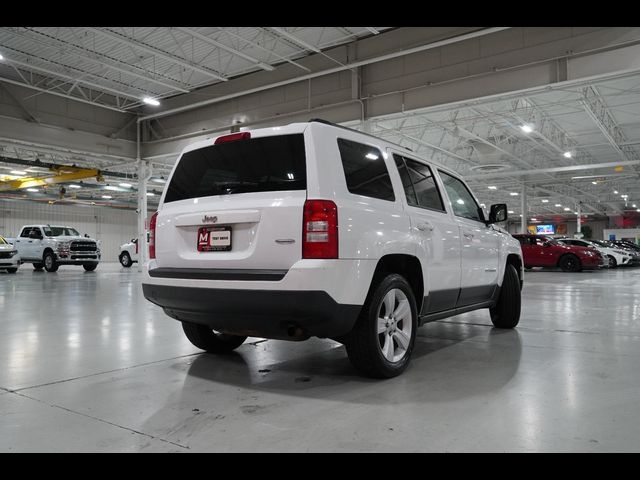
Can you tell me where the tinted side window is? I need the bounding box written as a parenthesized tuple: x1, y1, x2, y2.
(394, 155, 445, 211)
(515, 237, 528, 246)
(394, 156, 417, 205)
(439, 171, 482, 221)
(405, 159, 445, 211)
(20, 227, 32, 238)
(337, 138, 394, 202)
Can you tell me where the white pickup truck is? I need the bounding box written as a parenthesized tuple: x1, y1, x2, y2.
(8, 225, 101, 272)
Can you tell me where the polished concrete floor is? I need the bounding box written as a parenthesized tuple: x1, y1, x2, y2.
(1, 262, 640, 452)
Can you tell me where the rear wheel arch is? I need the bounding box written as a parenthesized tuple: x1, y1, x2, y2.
(370, 254, 424, 312)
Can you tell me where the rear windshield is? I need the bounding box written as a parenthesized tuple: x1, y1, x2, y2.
(164, 134, 306, 203)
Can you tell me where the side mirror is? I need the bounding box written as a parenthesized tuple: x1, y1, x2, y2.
(488, 203, 508, 223)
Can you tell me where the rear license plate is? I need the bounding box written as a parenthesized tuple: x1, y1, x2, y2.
(197, 226, 231, 252)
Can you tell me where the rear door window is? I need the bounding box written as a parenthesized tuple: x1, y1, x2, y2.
(164, 134, 306, 203)
(393, 155, 445, 211)
(337, 138, 395, 202)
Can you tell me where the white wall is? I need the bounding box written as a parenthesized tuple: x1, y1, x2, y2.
(0, 199, 137, 261)
(603, 228, 640, 243)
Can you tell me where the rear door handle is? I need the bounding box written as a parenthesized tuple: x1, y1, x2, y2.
(416, 222, 434, 232)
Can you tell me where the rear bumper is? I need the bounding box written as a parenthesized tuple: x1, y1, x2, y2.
(142, 284, 361, 340)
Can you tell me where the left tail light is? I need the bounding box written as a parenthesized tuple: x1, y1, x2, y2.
(149, 211, 158, 259)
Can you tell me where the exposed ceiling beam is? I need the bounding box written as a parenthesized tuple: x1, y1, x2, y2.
(268, 27, 321, 53)
(365, 27, 380, 35)
(218, 27, 311, 72)
(175, 27, 274, 71)
(86, 27, 228, 82)
(0, 76, 127, 113)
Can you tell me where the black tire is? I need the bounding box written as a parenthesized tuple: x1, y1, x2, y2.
(43, 252, 58, 272)
(6, 268, 17, 274)
(344, 273, 418, 379)
(83, 263, 98, 272)
(119, 252, 132, 268)
(181, 322, 247, 353)
(558, 254, 581, 272)
(33, 263, 44, 271)
(490, 264, 521, 329)
(607, 255, 617, 268)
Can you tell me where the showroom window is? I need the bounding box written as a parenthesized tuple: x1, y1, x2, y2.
(337, 138, 395, 202)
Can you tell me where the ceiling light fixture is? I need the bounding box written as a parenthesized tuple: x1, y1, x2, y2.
(488, 186, 497, 190)
(508, 210, 514, 214)
(531, 218, 537, 221)
(104, 185, 119, 191)
(101, 195, 112, 199)
(614, 190, 618, 194)
(68, 184, 81, 189)
(555, 204, 562, 207)
(0, 53, 4, 61)
(119, 183, 132, 188)
(26, 188, 38, 192)
(541, 199, 549, 203)
(520, 125, 533, 133)
(142, 97, 160, 106)
(564, 207, 570, 211)
(592, 181, 598, 185)
(563, 151, 572, 158)
(153, 177, 166, 184)
(146, 192, 155, 197)
(510, 192, 519, 196)
(10, 170, 27, 175)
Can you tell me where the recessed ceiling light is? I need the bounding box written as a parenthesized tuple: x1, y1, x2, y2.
(555, 204, 562, 207)
(10, 170, 27, 176)
(509, 192, 519, 196)
(520, 125, 533, 133)
(633, 204, 637, 208)
(531, 218, 537, 221)
(68, 184, 81, 189)
(488, 186, 497, 190)
(508, 210, 514, 214)
(146, 192, 155, 196)
(104, 185, 119, 191)
(563, 151, 572, 158)
(119, 183, 132, 188)
(614, 190, 618, 194)
(592, 181, 598, 185)
(153, 178, 166, 183)
(541, 199, 549, 203)
(142, 97, 160, 106)
(26, 188, 38, 192)
(564, 207, 570, 211)
(101, 195, 112, 199)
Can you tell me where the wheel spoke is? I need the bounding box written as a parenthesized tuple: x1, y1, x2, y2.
(394, 329, 410, 350)
(377, 317, 387, 334)
(383, 290, 395, 317)
(393, 299, 410, 321)
(382, 334, 395, 361)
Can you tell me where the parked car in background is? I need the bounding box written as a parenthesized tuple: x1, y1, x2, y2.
(0, 235, 20, 273)
(589, 239, 640, 267)
(11, 225, 101, 272)
(556, 237, 634, 268)
(119, 238, 139, 267)
(513, 234, 603, 272)
(609, 240, 640, 254)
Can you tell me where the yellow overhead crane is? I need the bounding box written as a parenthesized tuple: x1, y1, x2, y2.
(0, 165, 104, 192)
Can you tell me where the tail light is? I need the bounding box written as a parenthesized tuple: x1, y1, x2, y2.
(302, 200, 338, 259)
(149, 211, 158, 260)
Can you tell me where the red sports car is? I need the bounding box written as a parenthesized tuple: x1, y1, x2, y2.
(513, 234, 604, 272)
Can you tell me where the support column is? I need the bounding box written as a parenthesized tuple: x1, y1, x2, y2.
(137, 160, 149, 273)
(520, 184, 527, 234)
(576, 204, 582, 235)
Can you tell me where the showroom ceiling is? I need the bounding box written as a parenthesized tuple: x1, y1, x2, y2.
(0, 27, 639, 220)
(0, 27, 388, 111)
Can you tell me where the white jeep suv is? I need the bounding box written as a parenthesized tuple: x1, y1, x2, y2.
(142, 120, 523, 378)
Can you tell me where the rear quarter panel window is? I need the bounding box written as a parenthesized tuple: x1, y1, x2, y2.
(337, 138, 395, 202)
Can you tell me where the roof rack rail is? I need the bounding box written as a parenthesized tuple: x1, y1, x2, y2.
(308, 118, 413, 152)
